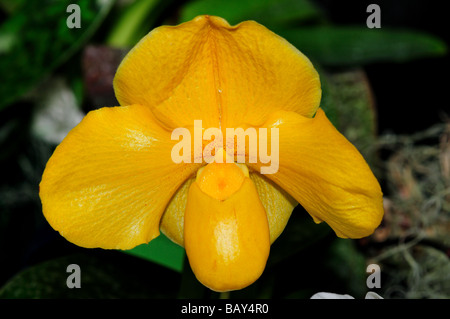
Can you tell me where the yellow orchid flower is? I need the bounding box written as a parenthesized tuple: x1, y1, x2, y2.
(39, 15, 383, 292)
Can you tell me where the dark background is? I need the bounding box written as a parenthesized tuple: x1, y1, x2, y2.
(314, 0, 449, 134)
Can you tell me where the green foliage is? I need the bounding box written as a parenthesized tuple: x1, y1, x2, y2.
(124, 234, 185, 273)
(278, 26, 447, 66)
(182, 0, 446, 67)
(0, 253, 180, 298)
(180, 0, 321, 26)
(0, 0, 114, 110)
(106, 0, 177, 47)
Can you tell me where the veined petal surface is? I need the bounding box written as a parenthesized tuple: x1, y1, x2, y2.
(40, 104, 200, 249)
(114, 15, 321, 130)
(250, 108, 384, 238)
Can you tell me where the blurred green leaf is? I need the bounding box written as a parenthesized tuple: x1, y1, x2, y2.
(107, 0, 159, 47)
(124, 233, 185, 273)
(278, 26, 447, 66)
(0, 252, 180, 298)
(180, 0, 322, 26)
(106, 0, 177, 47)
(0, 0, 115, 110)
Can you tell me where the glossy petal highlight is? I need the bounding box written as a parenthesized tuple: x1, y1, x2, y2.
(250, 108, 384, 238)
(160, 171, 297, 247)
(39, 105, 200, 249)
(114, 15, 321, 130)
(184, 163, 270, 292)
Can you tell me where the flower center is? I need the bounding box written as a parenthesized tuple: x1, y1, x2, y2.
(196, 161, 249, 201)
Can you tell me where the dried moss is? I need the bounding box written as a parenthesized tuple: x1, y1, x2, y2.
(364, 120, 450, 298)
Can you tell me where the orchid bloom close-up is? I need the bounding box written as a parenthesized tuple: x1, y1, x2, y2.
(39, 15, 384, 292)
